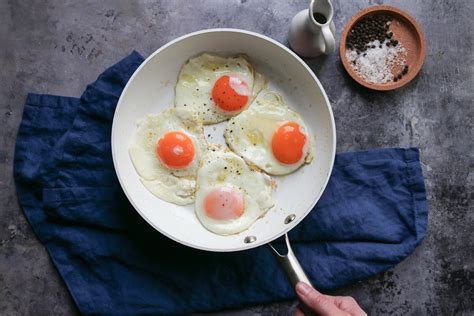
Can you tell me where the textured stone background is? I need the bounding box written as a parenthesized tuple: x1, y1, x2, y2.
(0, 0, 472, 315)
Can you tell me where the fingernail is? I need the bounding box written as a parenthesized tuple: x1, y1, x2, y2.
(296, 282, 311, 296)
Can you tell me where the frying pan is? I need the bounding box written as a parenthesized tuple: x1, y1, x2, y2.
(112, 29, 336, 296)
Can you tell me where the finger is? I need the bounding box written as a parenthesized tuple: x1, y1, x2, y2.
(333, 296, 367, 316)
(293, 306, 305, 316)
(295, 282, 347, 316)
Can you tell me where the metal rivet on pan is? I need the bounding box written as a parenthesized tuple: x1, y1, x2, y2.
(284, 214, 296, 224)
(244, 236, 257, 244)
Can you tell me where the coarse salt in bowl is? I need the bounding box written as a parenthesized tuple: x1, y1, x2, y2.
(340, 5, 426, 91)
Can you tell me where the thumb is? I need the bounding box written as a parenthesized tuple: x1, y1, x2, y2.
(295, 282, 345, 316)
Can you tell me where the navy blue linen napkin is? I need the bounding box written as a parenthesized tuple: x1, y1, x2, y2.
(14, 51, 428, 315)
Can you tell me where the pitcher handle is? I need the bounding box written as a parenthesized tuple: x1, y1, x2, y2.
(321, 25, 336, 54)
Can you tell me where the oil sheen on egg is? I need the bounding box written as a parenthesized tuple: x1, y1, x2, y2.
(175, 53, 266, 124)
(128, 108, 208, 205)
(195, 146, 274, 235)
(224, 91, 313, 175)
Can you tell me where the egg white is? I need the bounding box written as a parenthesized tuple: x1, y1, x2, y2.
(224, 91, 313, 175)
(195, 146, 274, 235)
(128, 108, 208, 205)
(174, 53, 266, 124)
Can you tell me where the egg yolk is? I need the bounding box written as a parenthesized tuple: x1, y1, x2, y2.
(204, 186, 244, 220)
(271, 122, 307, 164)
(156, 131, 195, 169)
(212, 75, 250, 112)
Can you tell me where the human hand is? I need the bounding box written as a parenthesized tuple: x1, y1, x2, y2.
(294, 282, 367, 316)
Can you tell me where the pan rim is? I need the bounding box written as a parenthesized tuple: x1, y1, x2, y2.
(111, 28, 336, 252)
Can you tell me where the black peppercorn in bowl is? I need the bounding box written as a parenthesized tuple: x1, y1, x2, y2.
(340, 5, 426, 91)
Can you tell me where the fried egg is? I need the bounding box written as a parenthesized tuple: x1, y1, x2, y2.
(175, 53, 266, 124)
(128, 108, 207, 205)
(195, 146, 274, 235)
(224, 91, 313, 175)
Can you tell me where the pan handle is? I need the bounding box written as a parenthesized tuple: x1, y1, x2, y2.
(268, 233, 313, 287)
(268, 233, 314, 314)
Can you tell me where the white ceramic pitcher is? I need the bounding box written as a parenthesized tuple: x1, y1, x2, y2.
(289, 0, 336, 57)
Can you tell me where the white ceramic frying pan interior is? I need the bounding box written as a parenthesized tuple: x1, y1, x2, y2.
(112, 29, 336, 255)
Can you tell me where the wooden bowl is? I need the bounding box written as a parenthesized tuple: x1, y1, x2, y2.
(340, 5, 426, 91)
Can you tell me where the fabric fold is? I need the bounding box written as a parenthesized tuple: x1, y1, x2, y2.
(14, 51, 428, 315)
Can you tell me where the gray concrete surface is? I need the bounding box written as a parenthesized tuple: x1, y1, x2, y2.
(0, 0, 472, 315)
